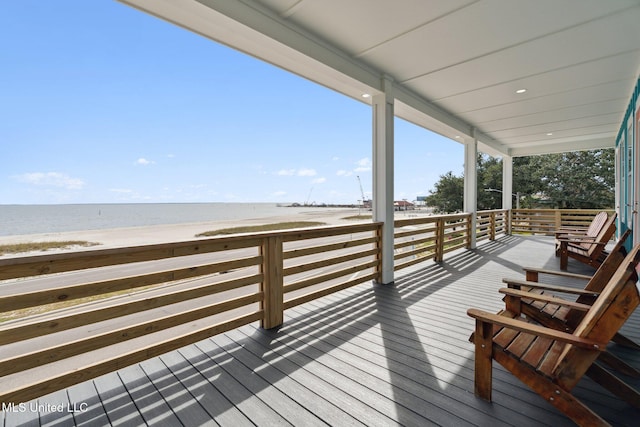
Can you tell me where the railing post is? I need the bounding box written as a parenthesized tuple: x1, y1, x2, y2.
(375, 224, 383, 282)
(466, 215, 472, 249)
(435, 217, 445, 262)
(506, 209, 512, 235)
(261, 235, 284, 329)
(490, 212, 496, 240)
(555, 210, 562, 230)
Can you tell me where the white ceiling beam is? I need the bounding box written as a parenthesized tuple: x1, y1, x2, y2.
(509, 137, 615, 157)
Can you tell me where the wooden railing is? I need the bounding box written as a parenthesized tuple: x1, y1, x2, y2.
(511, 208, 614, 235)
(0, 207, 606, 404)
(0, 222, 381, 404)
(476, 209, 509, 242)
(393, 212, 472, 270)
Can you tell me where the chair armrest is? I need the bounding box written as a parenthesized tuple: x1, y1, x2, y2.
(557, 237, 608, 245)
(467, 308, 604, 350)
(555, 226, 588, 234)
(499, 287, 593, 311)
(502, 278, 599, 296)
(521, 267, 592, 281)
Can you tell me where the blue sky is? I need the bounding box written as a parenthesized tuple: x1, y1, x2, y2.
(1, 0, 464, 205)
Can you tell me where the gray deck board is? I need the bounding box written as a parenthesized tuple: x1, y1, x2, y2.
(3, 235, 640, 426)
(117, 364, 182, 426)
(160, 347, 250, 427)
(66, 381, 110, 426)
(191, 337, 328, 427)
(139, 356, 218, 427)
(93, 372, 147, 427)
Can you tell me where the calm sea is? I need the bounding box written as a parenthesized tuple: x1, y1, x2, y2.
(0, 203, 337, 236)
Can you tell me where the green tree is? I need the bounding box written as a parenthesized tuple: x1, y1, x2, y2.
(477, 154, 503, 210)
(425, 171, 464, 213)
(525, 149, 614, 208)
(425, 149, 614, 212)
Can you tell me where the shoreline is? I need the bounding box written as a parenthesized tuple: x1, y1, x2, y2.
(0, 208, 432, 258)
(0, 208, 361, 257)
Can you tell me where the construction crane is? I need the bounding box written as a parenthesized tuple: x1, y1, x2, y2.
(304, 186, 314, 206)
(357, 176, 370, 208)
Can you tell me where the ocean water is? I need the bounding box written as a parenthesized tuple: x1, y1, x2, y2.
(0, 203, 336, 236)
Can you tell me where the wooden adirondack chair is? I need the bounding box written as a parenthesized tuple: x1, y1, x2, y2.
(502, 230, 640, 368)
(555, 211, 609, 256)
(468, 244, 640, 426)
(557, 213, 617, 270)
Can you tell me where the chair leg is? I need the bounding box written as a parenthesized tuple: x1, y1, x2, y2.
(494, 351, 610, 426)
(473, 319, 493, 401)
(598, 352, 640, 378)
(612, 332, 640, 350)
(587, 363, 640, 408)
(560, 241, 568, 270)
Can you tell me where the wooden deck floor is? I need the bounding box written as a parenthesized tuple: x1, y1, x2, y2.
(2, 235, 640, 426)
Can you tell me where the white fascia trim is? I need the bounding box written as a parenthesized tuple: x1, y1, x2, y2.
(194, 0, 383, 91)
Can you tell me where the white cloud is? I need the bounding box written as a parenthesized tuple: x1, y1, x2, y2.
(277, 168, 317, 177)
(109, 188, 134, 194)
(135, 158, 155, 165)
(14, 172, 85, 190)
(312, 177, 326, 184)
(277, 169, 296, 176)
(354, 157, 372, 172)
(272, 190, 287, 197)
(297, 168, 317, 177)
(336, 169, 353, 177)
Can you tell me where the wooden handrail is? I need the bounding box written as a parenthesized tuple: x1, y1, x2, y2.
(511, 208, 614, 236)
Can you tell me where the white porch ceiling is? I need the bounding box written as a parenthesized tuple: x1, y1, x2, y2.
(121, 0, 640, 157)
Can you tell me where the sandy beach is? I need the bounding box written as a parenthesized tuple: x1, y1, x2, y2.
(0, 208, 375, 256)
(0, 208, 434, 258)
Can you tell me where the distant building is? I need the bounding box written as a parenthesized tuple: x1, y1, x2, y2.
(394, 200, 415, 211)
(415, 196, 427, 207)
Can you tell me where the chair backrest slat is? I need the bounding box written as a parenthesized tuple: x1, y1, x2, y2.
(585, 213, 617, 256)
(582, 229, 631, 295)
(552, 244, 640, 387)
(585, 211, 609, 237)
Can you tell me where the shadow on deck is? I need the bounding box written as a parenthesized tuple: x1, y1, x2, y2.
(3, 235, 640, 426)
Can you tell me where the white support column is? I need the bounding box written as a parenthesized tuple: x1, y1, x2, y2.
(502, 154, 513, 235)
(502, 155, 513, 210)
(464, 137, 478, 249)
(372, 76, 394, 284)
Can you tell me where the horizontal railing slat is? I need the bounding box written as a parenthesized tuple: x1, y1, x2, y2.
(284, 259, 378, 294)
(0, 273, 263, 345)
(0, 311, 264, 405)
(394, 234, 436, 250)
(1, 256, 262, 311)
(0, 237, 263, 280)
(283, 248, 378, 276)
(394, 243, 436, 261)
(283, 272, 378, 310)
(0, 293, 263, 376)
(280, 223, 381, 242)
(283, 235, 378, 259)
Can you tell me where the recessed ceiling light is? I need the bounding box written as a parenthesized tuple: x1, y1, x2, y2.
(546, 132, 553, 136)
(454, 135, 461, 139)
(362, 93, 371, 98)
(515, 89, 527, 94)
